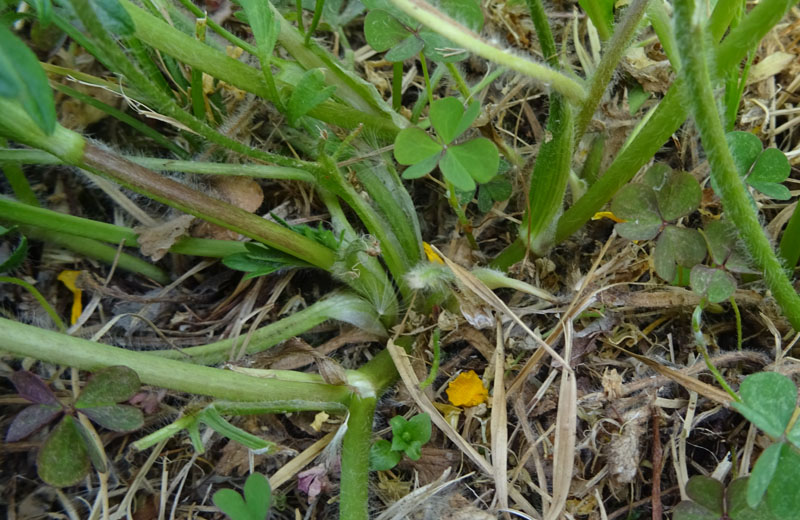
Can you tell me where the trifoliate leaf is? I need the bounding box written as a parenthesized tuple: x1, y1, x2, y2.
(653, 226, 706, 282)
(37, 416, 90, 487)
(611, 184, 661, 240)
(394, 126, 443, 164)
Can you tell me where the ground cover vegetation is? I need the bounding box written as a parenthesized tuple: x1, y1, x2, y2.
(0, 0, 799, 517)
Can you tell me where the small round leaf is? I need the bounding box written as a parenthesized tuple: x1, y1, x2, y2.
(6, 404, 62, 442)
(384, 34, 424, 62)
(430, 97, 466, 144)
(76, 366, 141, 406)
(400, 153, 440, 179)
(444, 138, 499, 184)
(394, 127, 442, 165)
(610, 184, 661, 240)
(726, 131, 762, 176)
(364, 10, 410, 52)
(655, 171, 702, 221)
(685, 475, 724, 515)
(369, 439, 402, 471)
(653, 227, 706, 282)
(37, 416, 90, 487)
(733, 372, 797, 439)
(79, 405, 144, 432)
(690, 266, 736, 303)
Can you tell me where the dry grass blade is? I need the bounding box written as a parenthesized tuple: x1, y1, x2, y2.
(614, 347, 734, 405)
(431, 245, 570, 370)
(374, 468, 471, 520)
(491, 319, 508, 511)
(544, 321, 577, 520)
(269, 431, 335, 489)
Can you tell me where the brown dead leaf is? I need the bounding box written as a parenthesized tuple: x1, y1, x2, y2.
(396, 447, 461, 485)
(135, 214, 196, 261)
(215, 439, 268, 476)
(193, 176, 264, 240)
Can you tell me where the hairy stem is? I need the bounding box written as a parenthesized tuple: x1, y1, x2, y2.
(387, 0, 587, 104)
(675, 0, 800, 330)
(574, 0, 650, 143)
(339, 395, 377, 520)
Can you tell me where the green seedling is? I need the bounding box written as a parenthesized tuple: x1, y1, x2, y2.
(6, 366, 143, 487)
(610, 163, 705, 282)
(369, 412, 431, 470)
(363, 0, 482, 62)
(286, 69, 336, 126)
(213, 472, 272, 520)
(673, 476, 779, 520)
(724, 131, 791, 200)
(394, 97, 499, 192)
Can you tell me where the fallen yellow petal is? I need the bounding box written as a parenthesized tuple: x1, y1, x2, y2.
(423, 242, 444, 264)
(57, 270, 83, 325)
(591, 211, 626, 223)
(446, 370, 488, 407)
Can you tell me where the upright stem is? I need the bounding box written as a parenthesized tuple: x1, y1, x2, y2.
(674, 0, 800, 330)
(574, 0, 650, 143)
(339, 395, 377, 520)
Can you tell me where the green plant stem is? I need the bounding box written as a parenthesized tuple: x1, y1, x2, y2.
(148, 293, 385, 363)
(445, 62, 470, 98)
(0, 317, 353, 404)
(116, 0, 401, 140)
(52, 84, 187, 158)
(306, 0, 325, 45)
(692, 305, 740, 401)
(419, 328, 440, 388)
(296, 0, 306, 34)
(339, 394, 376, 520)
(392, 62, 403, 111)
(446, 180, 478, 249)
(554, 0, 793, 245)
(646, 0, 678, 68)
(419, 52, 434, 106)
(675, 0, 800, 330)
(0, 196, 247, 259)
(23, 227, 170, 283)
(175, 0, 256, 53)
(469, 66, 505, 98)
(574, 0, 650, 143)
(0, 148, 316, 183)
(525, 0, 559, 68)
(0, 276, 66, 332)
(731, 296, 743, 351)
(191, 16, 208, 121)
(387, 0, 587, 104)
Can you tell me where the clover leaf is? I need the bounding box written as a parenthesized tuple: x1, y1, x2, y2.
(389, 413, 431, 460)
(369, 413, 431, 471)
(673, 476, 779, 520)
(477, 175, 512, 213)
(212, 472, 272, 520)
(725, 131, 791, 200)
(363, 0, 483, 62)
(6, 366, 143, 487)
(394, 97, 499, 192)
(611, 164, 705, 281)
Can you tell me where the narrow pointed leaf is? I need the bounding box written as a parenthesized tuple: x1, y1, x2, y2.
(37, 416, 90, 487)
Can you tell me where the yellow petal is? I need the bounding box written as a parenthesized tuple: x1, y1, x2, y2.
(591, 211, 626, 223)
(446, 370, 488, 407)
(423, 242, 444, 264)
(57, 270, 83, 325)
